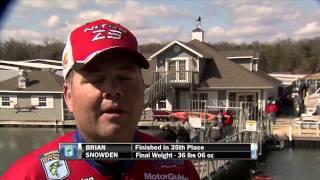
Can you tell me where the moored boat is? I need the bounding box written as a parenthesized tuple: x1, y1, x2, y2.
(169, 111, 216, 121)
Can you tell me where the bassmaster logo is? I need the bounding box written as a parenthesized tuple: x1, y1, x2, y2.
(144, 173, 188, 180)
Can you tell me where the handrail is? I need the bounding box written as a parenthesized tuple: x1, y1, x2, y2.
(153, 70, 197, 84)
(144, 72, 172, 107)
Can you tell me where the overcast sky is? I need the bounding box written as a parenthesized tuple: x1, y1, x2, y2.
(1, 0, 320, 45)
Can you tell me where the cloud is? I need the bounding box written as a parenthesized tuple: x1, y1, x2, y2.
(207, 25, 271, 39)
(134, 26, 181, 43)
(95, 0, 121, 6)
(207, 0, 320, 42)
(1, 29, 44, 44)
(123, 0, 190, 17)
(77, 10, 108, 22)
(57, 0, 191, 44)
(43, 15, 61, 28)
(294, 21, 320, 36)
(206, 23, 295, 43)
(20, 0, 86, 10)
(4, 0, 320, 45)
(212, 0, 304, 28)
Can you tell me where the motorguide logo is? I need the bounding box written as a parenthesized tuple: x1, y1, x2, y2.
(144, 173, 188, 180)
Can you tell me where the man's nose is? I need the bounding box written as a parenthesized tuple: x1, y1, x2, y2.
(101, 80, 124, 98)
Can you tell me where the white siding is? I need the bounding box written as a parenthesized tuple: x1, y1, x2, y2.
(47, 97, 54, 108)
(207, 91, 218, 100)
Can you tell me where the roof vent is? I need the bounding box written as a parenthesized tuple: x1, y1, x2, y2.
(18, 69, 28, 89)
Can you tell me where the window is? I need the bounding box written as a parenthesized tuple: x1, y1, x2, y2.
(38, 97, 47, 107)
(2, 97, 10, 107)
(0, 95, 17, 108)
(178, 61, 186, 80)
(168, 61, 176, 81)
(166, 58, 188, 82)
(31, 95, 54, 108)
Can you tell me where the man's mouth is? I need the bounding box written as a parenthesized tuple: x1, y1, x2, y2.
(105, 109, 124, 114)
(100, 106, 126, 117)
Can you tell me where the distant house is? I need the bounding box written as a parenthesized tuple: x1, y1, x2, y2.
(0, 59, 62, 71)
(143, 24, 281, 113)
(0, 70, 67, 122)
(269, 73, 306, 87)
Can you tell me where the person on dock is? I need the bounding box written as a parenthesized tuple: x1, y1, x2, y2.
(206, 120, 223, 143)
(159, 124, 177, 142)
(222, 108, 234, 137)
(266, 100, 278, 125)
(217, 109, 225, 137)
(2, 19, 199, 180)
(266, 100, 278, 136)
(176, 123, 190, 142)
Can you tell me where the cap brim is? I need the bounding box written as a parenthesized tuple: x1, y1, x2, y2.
(73, 47, 149, 70)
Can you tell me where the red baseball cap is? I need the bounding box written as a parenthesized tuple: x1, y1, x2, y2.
(62, 19, 149, 79)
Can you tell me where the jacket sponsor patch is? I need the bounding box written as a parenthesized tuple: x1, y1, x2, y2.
(40, 150, 70, 180)
(144, 172, 188, 180)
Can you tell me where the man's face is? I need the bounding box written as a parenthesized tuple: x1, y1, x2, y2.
(64, 53, 145, 142)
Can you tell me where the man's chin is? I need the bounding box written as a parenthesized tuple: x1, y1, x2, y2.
(97, 125, 133, 142)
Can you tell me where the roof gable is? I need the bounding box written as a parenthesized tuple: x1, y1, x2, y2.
(149, 40, 204, 59)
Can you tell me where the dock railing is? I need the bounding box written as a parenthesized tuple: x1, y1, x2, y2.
(195, 101, 264, 179)
(196, 130, 261, 179)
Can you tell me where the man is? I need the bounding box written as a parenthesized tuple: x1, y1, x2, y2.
(159, 124, 177, 142)
(266, 100, 278, 136)
(266, 100, 278, 125)
(176, 123, 190, 143)
(206, 120, 223, 143)
(3, 19, 199, 179)
(222, 108, 233, 137)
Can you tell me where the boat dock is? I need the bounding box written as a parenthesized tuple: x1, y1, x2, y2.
(0, 120, 76, 127)
(272, 117, 320, 141)
(1, 116, 319, 179)
(0, 119, 178, 128)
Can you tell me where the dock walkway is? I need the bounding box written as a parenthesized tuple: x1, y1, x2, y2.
(272, 117, 320, 141)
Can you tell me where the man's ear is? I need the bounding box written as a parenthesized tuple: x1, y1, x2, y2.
(63, 83, 73, 112)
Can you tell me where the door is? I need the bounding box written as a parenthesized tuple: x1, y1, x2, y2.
(236, 92, 257, 120)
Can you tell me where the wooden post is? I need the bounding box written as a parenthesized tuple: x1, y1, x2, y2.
(317, 122, 319, 136)
(289, 125, 293, 141)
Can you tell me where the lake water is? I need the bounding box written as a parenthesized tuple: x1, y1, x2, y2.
(0, 127, 319, 180)
(259, 145, 320, 180)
